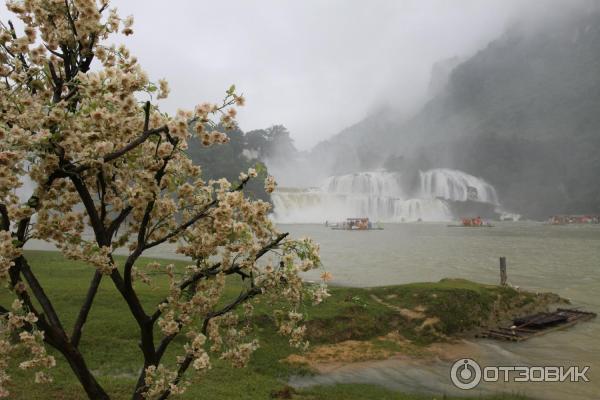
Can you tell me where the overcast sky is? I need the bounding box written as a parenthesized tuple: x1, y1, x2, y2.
(103, 0, 542, 150)
(1, 1, 565, 149)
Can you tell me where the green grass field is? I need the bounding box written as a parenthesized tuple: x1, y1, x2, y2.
(0, 251, 538, 399)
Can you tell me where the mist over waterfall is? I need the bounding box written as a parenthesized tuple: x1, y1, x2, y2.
(271, 168, 499, 223)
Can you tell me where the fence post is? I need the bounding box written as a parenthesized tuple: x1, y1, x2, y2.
(499, 256, 507, 286)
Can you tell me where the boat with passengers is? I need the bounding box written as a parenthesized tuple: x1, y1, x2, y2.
(326, 217, 383, 230)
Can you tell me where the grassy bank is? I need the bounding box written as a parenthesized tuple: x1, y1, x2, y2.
(0, 251, 554, 399)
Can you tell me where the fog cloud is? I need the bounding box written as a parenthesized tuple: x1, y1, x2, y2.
(100, 0, 529, 149)
(1, 0, 588, 149)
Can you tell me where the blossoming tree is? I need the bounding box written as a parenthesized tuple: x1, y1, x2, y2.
(0, 1, 328, 398)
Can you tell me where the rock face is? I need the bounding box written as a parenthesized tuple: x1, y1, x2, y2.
(426, 56, 464, 99)
(310, 6, 600, 220)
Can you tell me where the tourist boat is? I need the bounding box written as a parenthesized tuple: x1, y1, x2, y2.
(326, 218, 383, 230)
(447, 217, 493, 228)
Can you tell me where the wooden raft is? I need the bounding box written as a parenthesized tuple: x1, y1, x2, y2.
(477, 308, 596, 342)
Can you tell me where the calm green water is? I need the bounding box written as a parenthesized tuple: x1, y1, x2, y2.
(282, 222, 600, 400)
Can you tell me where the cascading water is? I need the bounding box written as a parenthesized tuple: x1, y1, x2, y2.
(271, 169, 499, 223)
(420, 169, 499, 204)
(322, 172, 404, 198)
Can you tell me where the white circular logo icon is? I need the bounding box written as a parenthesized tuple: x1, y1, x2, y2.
(450, 358, 482, 390)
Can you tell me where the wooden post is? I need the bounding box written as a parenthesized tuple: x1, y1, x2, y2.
(499, 257, 507, 286)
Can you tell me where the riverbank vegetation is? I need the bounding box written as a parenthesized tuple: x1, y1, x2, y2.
(1, 251, 555, 399)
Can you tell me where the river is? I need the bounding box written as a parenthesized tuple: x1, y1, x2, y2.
(283, 221, 600, 400)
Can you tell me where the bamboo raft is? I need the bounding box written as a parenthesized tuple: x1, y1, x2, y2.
(477, 308, 596, 342)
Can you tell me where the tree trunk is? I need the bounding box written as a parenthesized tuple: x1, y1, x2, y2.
(131, 365, 150, 400)
(60, 345, 110, 400)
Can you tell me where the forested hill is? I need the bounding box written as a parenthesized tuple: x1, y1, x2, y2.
(314, 6, 600, 219)
(186, 125, 296, 202)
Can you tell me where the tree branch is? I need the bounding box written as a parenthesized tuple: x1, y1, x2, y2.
(69, 174, 107, 244)
(124, 147, 176, 292)
(68, 125, 168, 177)
(150, 232, 288, 324)
(0, 300, 62, 349)
(103, 126, 168, 164)
(48, 61, 64, 103)
(143, 101, 150, 131)
(64, 0, 79, 42)
(203, 287, 262, 332)
(143, 233, 289, 395)
(97, 171, 107, 224)
(0, 204, 9, 231)
(144, 176, 252, 250)
(107, 205, 132, 239)
(70, 270, 102, 347)
(16, 256, 68, 341)
(105, 261, 156, 369)
(67, 172, 153, 352)
(156, 286, 262, 400)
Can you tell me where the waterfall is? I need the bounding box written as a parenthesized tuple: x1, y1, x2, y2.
(271, 169, 498, 223)
(322, 172, 403, 198)
(420, 168, 499, 204)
